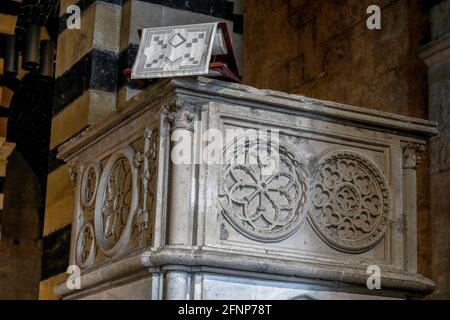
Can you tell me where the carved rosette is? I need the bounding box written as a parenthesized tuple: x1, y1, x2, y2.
(219, 139, 308, 242)
(94, 146, 139, 256)
(309, 150, 391, 253)
(75, 161, 101, 269)
(80, 161, 101, 208)
(76, 222, 96, 268)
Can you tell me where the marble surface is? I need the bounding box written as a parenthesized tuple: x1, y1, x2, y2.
(55, 77, 437, 300)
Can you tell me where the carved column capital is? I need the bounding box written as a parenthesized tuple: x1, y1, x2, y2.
(166, 108, 196, 132)
(164, 96, 205, 133)
(402, 142, 425, 170)
(67, 161, 79, 183)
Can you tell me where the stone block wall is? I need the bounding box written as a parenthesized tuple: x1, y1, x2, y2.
(244, 0, 429, 117)
(419, 0, 450, 299)
(243, 0, 434, 285)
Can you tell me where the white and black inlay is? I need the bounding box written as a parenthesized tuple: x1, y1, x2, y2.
(132, 23, 217, 78)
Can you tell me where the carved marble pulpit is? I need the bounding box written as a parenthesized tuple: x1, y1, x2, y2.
(55, 77, 438, 300)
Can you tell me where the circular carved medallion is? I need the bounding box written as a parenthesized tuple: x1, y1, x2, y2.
(309, 150, 391, 253)
(80, 162, 101, 208)
(219, 139, 308, 242)
(94, 146, 139, 256)
(76, 222, 96, 268)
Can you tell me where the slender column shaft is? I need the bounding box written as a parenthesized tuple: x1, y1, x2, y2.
(163, 271, 191, 300)
(166, 104, 197, 246)
(402, 142, 424, 273)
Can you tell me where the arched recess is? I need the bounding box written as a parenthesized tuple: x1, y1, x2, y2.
(0, 151, 43, 299)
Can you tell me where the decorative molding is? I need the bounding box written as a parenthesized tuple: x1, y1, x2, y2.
(219, 139, 308, 242)
(59, 126, 96, 156)
(402, 143, 425, 170)
(309, 150, 391, 253)
(171, 77, 439, 137)
(418, 32, 450, 66)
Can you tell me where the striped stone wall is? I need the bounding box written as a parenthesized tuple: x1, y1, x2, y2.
(0, 5, 19, 238)
(39, 0, 243, 299)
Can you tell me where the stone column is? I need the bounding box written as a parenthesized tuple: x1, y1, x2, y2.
(402, 142, 424, 274)
(163, 270, 192, 300)
(165, 100, 198, 246)
(418, 0, 450, 299)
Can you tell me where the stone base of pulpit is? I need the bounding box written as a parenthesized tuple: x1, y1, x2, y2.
(54, 77, 437, 300)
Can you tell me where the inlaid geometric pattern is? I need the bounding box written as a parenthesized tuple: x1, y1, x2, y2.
(132, 23, 218, 79)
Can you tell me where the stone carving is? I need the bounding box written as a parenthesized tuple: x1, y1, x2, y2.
(309, 150, 391, 253)
(67, 161, 78, 183)
(134, 128, 159, 246)
(402, 142, 425, 170)
(166, 107, 196, 132)
(80, 161, 101, 208)
(163, 96, 205, 132)
(76, 222, 96, 269)
(219, 139, 308, 242)
(94, 146, 139, 256)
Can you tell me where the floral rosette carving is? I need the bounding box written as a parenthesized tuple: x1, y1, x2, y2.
(76, 222, 96, 268)
(219, 139, 308, 242)
(94, 146, 139, 256)
(309, 150, 391, 253)
(80, 162, 101, 208)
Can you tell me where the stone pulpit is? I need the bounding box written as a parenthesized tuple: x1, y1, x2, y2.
(54, 77, 438, 300)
